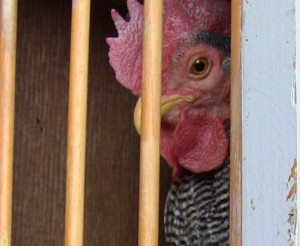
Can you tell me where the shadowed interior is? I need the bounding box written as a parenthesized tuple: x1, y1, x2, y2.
(13, 0, 171, 245)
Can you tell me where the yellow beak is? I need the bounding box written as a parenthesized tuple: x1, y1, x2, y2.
(134, 95, 194, 134)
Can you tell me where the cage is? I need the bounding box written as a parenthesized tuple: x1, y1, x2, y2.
(1, 0, 298, 245)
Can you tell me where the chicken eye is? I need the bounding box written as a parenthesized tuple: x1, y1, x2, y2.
(190, 58, 209, 76)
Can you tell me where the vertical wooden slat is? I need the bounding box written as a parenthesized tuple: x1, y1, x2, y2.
(230, 0, 242, 245)
(138, 0, 163, 245)
(0, 0, 17, 245)
(64, 0, 90, 245)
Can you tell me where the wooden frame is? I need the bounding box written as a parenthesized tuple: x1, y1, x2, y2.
(238, 1, 297, 245)
(297, 2, 300, 244)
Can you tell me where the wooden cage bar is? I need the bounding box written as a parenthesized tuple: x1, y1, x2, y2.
(64, 0, 91, 245)
(138, 0, 163, 245)
(0, 0, 18, 245)
(230, 0, 242, 245)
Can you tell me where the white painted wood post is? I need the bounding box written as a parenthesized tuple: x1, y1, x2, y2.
(296, 0, 300, 244)
(241, 1, 297, 245)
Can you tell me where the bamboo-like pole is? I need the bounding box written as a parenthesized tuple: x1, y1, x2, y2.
(64, 0, 90, 245)
(138, 0, 163, 245)
(230, 0, 242, 245)
(0, 0, 17, 245)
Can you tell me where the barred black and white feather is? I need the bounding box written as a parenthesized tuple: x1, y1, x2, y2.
(164, 157, 230, 246)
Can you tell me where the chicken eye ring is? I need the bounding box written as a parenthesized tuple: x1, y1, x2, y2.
(188, 57, 211, 79)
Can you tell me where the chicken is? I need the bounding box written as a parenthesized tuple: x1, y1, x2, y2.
(107, 0, 231, 245)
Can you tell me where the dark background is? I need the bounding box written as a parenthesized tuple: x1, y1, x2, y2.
(13, 0, 171, 245)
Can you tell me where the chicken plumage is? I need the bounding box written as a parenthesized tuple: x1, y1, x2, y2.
(107, 0, 231, 245)
(164, 125, 230, 245)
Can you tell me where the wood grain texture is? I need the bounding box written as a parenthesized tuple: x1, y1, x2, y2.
(0, 0, 18, 245)
(64, 0, 90, 245)
(230, 0, 242, 245)
(12, 0, 171, 245)
(138, 0, 163, 245)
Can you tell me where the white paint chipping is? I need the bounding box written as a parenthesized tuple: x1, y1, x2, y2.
(242, 1, 297, 245)
(291, 82, 296, 107)
(296, 0, 300, 244)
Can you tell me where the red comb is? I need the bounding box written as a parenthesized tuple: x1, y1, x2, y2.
(106, 0, 143, 95)
(107, 0, 230, 95)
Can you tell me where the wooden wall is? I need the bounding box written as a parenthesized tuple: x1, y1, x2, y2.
(13, 0, 171, 245)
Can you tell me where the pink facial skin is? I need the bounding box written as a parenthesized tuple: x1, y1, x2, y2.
(160, 42, 230, 178)
(107, 0, 231, 179)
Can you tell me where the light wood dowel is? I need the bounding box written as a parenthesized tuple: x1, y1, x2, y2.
(64, 0, 91, 245)
(230, 0, 242, 245)
(0, 0, 17, 245)
(138, 0, 163, 246)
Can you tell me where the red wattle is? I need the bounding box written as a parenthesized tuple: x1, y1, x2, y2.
(160, 114, 229, 179)
(174, 115, 229, 173)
